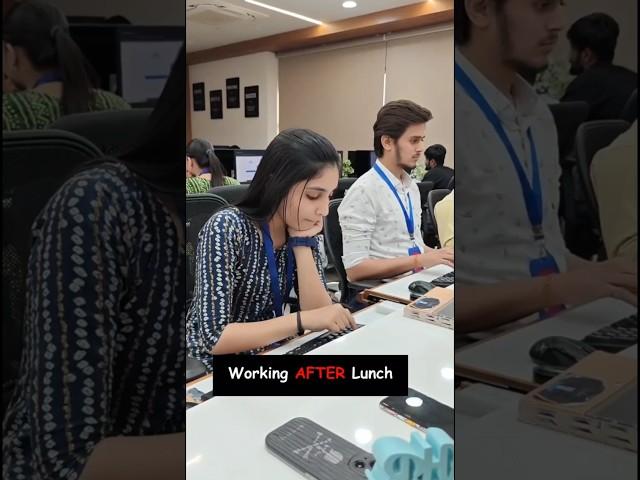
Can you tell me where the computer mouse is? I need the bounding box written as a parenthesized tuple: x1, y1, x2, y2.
(529, 336, 596, 369)
(408, 280, 434, 295)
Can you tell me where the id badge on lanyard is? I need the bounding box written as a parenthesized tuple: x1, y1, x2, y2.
(455, 62, 564, 318)
(261, 224, 294, 318)
(373, 164, 422, 271)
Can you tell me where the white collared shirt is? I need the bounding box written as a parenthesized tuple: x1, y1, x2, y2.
(338, 160, 426, 269)
(454, 49, 567, 286)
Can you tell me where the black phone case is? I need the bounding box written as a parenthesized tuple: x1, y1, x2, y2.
(265, 417, 375, 480)
(380, 389, 454, 438)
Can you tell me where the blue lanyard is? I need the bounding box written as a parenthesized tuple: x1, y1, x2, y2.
(261, 223, 294, 317)
(455, 62, 544, 240)
(34, 71, 63, 88)
(373, 163, 415, 241)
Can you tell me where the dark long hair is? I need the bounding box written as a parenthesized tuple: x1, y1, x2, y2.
(119, 46, 185, 205)
(186, 138, 227, 188)
(3, 0, 95, 114)
(236, 128, 341, 224)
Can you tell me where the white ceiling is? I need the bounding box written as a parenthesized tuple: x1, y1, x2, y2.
(187, 0, 424, 52)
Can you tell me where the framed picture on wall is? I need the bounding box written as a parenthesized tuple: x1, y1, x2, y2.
(226, 77, 240, 108)
(192, 82, 205, 111)
(244, 85, 259, 118)
(210, 90, 223, 119)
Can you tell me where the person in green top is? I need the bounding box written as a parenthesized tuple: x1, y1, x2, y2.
(2, 0, 130, 131)
(186, 138, 240, 194)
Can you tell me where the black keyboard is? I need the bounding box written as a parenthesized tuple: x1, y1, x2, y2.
(284, 324, 363, 355)
(582, 313, 637, 353)
(431, 271, 454, 288)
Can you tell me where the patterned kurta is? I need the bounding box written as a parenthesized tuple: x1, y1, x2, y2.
(186, 207, 325, 371)
(2, 162, 185, 479)
(2, 89, 130, 131)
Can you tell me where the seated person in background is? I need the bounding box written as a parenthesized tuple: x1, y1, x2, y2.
(561, 13, 637, 121)
(434, 189, 454, 248)
(2, 0, 130, 131)
(422, 144, 454, 189)
(591, 121, 637, 262)
(454, 0, 636, 336)
(187, 128, 355, 371)
(185, 138, 239, 194)
(338, 100, 454, 284)
(2, 46, 185, 480)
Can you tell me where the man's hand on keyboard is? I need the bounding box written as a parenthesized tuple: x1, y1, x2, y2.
(551, 258, 637, 308)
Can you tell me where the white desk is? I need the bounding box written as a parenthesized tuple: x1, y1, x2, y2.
(186, 301, 454, 479)
(455, 384, 637, 479)
(455, 298, 637, 392)
(363, 265, 454, 305)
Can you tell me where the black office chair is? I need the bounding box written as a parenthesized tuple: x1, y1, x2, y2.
(574, 120, 630, 258)
(185, 193, 229, 381)
(332, 177, 357, 199)
(446, 176, 455, 190)
(209, 184, 249, 205)
(186, 193, 229, 307)
(427, 189, 451, 245)
(324, 199, 379, 304)
(620, 89, 637, 123)
(549, 101, 590, 161)
(416, 181, 437, 247)
(50, 108, 153, 156)
(3, 129, 103, 414)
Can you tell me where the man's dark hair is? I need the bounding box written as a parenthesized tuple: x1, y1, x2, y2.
(567, 13, 619, 64)
(373, 100, 433, 157)
(455, 0, 507, 45)
(425, 144, 447, 165)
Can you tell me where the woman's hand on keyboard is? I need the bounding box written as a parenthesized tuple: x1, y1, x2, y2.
(302, 304, 357, 332)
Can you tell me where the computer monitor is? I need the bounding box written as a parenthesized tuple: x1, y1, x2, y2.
(69, 24, 182, 106)
(215, 149, 236, 178)
(349, 150, 377, 177)
(117, 26, 183, 107)
(234, 150, 264, 183)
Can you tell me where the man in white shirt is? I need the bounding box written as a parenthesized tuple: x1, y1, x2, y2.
(338, 100, 454, 283)
(454, 0, 636, 334)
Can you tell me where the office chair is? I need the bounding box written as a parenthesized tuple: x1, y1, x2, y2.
(427, 189, 451, 245)
(574, 119, 630, 259)
(416, 181, 435, 208)
(184, 193, 229, 380)
(186, 193, 229, 305)
(324, 199, 379, 304)
(332, 177, 357, 199)
(50, 108, 153, 157)
(446, 176, 455, 190)
(3, 129, 103, 414)
(417, 181, 437, 247)
(209, 184, 249, 205)
(549, 101, 590, 162)
(620, 89, 637, 124)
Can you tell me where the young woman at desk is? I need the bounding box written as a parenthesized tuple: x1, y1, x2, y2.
(187, 129, 356, 371)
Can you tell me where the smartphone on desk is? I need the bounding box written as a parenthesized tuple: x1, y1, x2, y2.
(380, 388, 454, 438)
(266, 417, 374, 480)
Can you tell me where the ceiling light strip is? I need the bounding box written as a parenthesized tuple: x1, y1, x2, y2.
(244, 0, 323, 25)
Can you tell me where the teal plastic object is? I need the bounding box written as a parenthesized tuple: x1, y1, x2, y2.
(365, 428, 454, 480)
